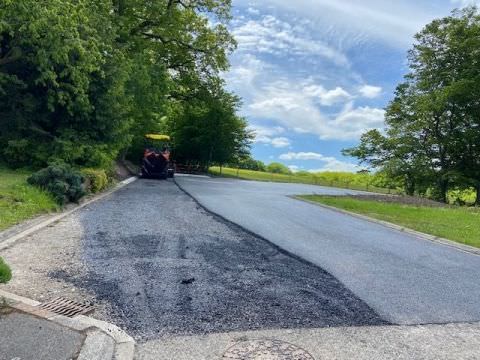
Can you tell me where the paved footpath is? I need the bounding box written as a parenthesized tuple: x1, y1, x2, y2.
(175, 175, 480, 325)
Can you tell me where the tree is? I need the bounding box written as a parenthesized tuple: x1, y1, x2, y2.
(345, 7, 480, 203)
(0, 0, 245, 170)
(171, 85, 252, 168)
(266, 162, 291, 175)
(0, 0, 131, 168)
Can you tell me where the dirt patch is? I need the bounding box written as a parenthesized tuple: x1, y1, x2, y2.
(338, 194, 449, 208)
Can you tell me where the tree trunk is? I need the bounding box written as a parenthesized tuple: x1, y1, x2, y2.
(405, 174, 415, 196)
(438, 179, 448, 204)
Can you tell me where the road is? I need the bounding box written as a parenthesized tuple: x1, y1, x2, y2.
(175, 175, 480, 325)
(41, 179, 385, 341)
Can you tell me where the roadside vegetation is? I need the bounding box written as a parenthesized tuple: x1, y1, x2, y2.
(299, 195, 480, 248)
(209, 166, 400, 194)
(0, 167, 58, 231)
(0, 1, 250, 202)
(345, 7, 480, 205)
(0, 257, 12, 283)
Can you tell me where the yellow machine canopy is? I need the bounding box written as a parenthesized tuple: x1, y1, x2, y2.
(145, 134, 171, 141)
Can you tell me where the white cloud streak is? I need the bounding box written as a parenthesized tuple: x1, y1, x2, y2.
(279, 152, 360, 172)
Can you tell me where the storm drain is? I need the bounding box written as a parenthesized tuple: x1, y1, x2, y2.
(38, 297, 94, 317)
(223, 339, 315, 360)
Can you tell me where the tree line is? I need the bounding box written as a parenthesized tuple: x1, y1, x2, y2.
(345, 7, 480, 205)
(0, 0, 251, 170)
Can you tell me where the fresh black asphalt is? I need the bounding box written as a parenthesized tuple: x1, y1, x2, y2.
(175, 176, 480, 325)
(52, 179, 387, 341)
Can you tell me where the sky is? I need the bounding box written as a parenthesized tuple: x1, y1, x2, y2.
(223, 0, 478, 173)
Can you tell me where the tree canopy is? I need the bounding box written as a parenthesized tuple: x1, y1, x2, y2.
(345, 7, 480, 204)
(0, 0, 250, 169)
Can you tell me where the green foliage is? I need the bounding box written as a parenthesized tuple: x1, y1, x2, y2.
(0, 0, 246, 171)
(236, 156, 266, 171)
(171, 86, 252, 167)
(345, 7, 480, 204)
(0, 257, 11, 284)
(0, 166, 58, 231)
(300, 195, 480, 248)
(81, 168, 109, 193)
(27, 165, 85, 205)
(209, 167, 399, 194)
(266, 162, 291, 175)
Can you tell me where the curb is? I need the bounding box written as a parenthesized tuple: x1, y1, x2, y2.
(0, 176, 138, 252)
(293, 196, 480, 257)
(0, 289, 135, 360)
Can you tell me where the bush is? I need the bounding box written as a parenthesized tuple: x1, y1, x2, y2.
(0, 257, 12, 284)
(81, 168, 109, 193)
(266, 162, 291, 175)
(28, 165, 85, 205)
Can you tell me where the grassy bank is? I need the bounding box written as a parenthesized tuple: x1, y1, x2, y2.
(0, 167, 58, 231)
(209, 167, 397, 194)
(299, 195, 480, 248)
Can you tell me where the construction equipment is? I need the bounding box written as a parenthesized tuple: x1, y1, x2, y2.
(140, 134, 175, 179)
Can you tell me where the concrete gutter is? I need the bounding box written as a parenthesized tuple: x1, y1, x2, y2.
(0, 289, 135, 360)
(294, 196, 480, 257)
(0, 176, 137, 252)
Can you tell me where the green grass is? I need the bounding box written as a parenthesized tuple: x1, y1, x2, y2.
(0, 257, 12, 283)
(299, 195, 480, 248)
(0, 167, 58, 231)
(209, 167, 397, 194)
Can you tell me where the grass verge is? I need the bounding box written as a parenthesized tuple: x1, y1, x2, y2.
(298, 195, 480, 248)
(0, 257, 12, 283)
(0, 167, 58, 231)
(209, 167, 397, 194)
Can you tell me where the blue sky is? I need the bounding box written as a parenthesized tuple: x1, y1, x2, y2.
(223, 0, 477, 172)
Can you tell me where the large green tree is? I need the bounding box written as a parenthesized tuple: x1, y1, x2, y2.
(0, 0, 249, 170)
(346, 7, 480, 203)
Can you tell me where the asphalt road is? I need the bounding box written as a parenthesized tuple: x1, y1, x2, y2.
(175, 175, 480, 325)
(52, 179, 386, 341)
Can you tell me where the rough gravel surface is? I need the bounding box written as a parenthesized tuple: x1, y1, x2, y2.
(1, 179, 387, 343)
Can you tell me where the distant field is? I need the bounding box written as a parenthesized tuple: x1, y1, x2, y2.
(209, 166, 397, 194)
(299, 195, 480, 248)
(0, 167, 58, 231)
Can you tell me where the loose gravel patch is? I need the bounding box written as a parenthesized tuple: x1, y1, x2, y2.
(339, 194, 449, 207)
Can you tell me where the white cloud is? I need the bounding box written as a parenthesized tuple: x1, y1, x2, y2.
(247, 79, 385, 140)
(451, 0, 480, 6)
(271, 137, 291, 148)
(232, 15, 350, 66)
(238, 0, 442, 48)
(329, 103, 386, 139)
(279, 152, 360, 172)
(249, 125, 291, 148)
(280, 152, 325, 161)
(288, 165, 301, 173)
(247, 7, 260, 15)
(304, 85, 352, 106)
(359, 85, 382, 99)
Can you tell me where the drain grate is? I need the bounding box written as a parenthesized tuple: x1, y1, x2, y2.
(38, 297, 94, 317)
(223, 339, 315, 359)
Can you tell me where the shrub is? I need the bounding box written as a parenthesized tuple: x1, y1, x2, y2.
(81, 168, 109, 193)
(266, 162, 291, 174)
(0, 257, 12, 284)
(28, 165, 85, 205)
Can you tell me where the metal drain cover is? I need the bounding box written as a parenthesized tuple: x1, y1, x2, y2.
(223, 339, 315, 360)
(38, 297, 94, 317)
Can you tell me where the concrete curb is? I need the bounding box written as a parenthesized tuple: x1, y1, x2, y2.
(0, 289, 135, 360)
(293, 196, 480, 257)
(0, 176, 138, 252)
